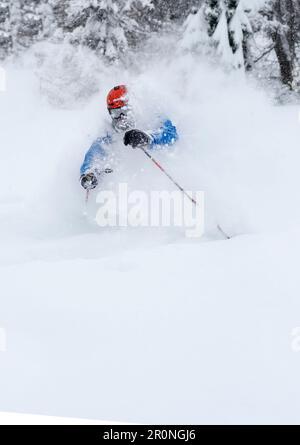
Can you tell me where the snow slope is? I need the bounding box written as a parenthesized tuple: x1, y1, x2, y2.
(1, 44, 300, 424)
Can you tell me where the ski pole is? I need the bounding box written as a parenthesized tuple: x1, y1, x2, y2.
(83, 189, 90, 216)
(83, 168, 113, 215)
(139, 146, 197, 205)
(139, 146, 231, 239)
(85, 189, 90, 205)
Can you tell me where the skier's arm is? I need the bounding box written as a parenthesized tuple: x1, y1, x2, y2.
(80, 135, 112, 176)
(123, 120, 178, 150)
(149, 119, 178, 148)
(80, 135, 112, 189)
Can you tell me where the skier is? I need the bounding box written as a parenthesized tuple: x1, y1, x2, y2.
(80, 85, 178, 190)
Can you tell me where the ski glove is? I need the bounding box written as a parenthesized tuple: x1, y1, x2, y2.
(124, 130, 151, 148)
(80, 172, 98, 190)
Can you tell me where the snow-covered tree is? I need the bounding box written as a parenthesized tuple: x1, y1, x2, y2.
(15, 0, 44, 49)
(0, 0, 57, 58)
(0, 0, 299, 98)
(64, 0, 152, 62)
(181, 0, 252, 70)
(50, 0, 70, 30)
(38, 1, 56, 41)
(225, 0, 252, 69)
(0, 1, 12, 59)
(148, 0, 199, 25)
(204, 0, 223, 36)
(180, 6, 209, 54)
(257, 0, 300, 88)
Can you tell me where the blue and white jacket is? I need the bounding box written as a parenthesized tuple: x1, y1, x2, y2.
(80, 119, 178, 177)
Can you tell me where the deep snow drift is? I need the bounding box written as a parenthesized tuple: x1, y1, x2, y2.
(1, 43, 300, 423)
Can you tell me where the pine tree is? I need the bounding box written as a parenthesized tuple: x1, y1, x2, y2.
(180, 5, 209, 54)
(15, 0, 44, 49)
(149, 0, 199, 25)
(224, 0, 252, 69)
(181, 0, 252, 70)
(38, 0, 56, 41)
(204, 0, 222, 37)
(258, 0, 300, 88)
(64, 0, 151, 62)
(0, 0, 13, 59)
(50, 0, 70, 30)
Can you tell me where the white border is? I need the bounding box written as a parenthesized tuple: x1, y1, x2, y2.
(0, 412, 132, 425)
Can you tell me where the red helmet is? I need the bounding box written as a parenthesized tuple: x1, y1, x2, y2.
(107, 85, 128, 109)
